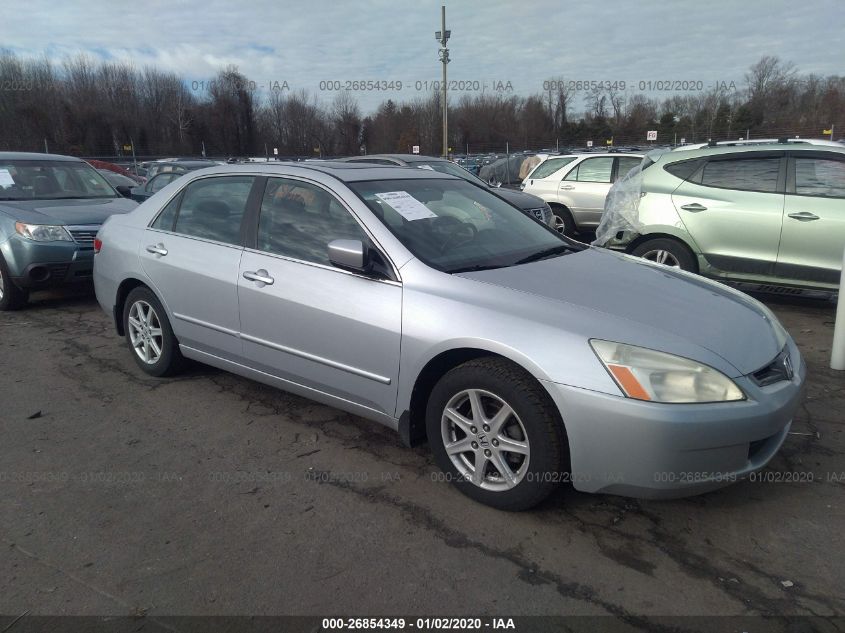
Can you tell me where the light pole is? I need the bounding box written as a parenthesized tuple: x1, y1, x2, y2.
(435, 6, 450, 158)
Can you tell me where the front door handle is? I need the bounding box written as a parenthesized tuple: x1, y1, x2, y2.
(680, 203, 707, 212)
(787, 212, 820, 221)
(559, 184, 575, 190)
(145, 244, 168, 256)
(242, 269, 274, 286)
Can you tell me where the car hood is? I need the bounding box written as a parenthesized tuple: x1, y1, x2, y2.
(456, 247, 785, 376)
(492, 187, 545, 210)
(0, 197, 138, 225)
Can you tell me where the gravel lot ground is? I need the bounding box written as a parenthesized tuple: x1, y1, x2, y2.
(1, 285, 843, 627)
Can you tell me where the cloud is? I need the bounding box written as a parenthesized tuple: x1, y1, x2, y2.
(4, 0, 842, 112)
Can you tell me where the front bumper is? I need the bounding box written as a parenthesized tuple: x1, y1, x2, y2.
(2, 236, 95, 289)
(543, 339, 806, 498)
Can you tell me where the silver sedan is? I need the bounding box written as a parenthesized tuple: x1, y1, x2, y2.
(93, 162, 805, 510)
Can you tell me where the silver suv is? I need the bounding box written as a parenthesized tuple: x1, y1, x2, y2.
(522, 152, 643, 235)
(601, 141, 845, 292)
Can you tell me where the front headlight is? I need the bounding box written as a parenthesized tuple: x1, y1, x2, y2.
(15, 222, 72, 242)
(590, 340, 745, 403)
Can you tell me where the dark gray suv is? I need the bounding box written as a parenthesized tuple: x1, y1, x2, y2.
(0, 152, 137, 310)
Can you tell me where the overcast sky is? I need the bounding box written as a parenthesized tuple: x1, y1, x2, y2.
(4, 0, 843, 112)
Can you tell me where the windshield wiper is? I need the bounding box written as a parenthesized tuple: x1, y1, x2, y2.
(448, 264, 505, 274)
(513, 245, 573, 266)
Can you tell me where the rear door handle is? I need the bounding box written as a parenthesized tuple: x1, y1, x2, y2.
(787, 212, 820, 221)
(559, 184, 575, 190)
(242, 269, 274, 286)
(680, 203, 707, 212)
(145, 244, 168, 256)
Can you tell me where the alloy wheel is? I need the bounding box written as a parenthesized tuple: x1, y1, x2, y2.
(641, 249, 681, 268)
(441, 389, 530, 491)
(127, 300, 164, 364)
(551, 215, 566, 233)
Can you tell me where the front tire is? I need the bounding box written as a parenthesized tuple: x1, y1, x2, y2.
(123, 286, 184, 377)
(0, 253, 29, 311)
(426, 357, 567, 511)
(631, 237, 697, 272)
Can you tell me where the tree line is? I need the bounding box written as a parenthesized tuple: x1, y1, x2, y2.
(0, 51, 842, 159)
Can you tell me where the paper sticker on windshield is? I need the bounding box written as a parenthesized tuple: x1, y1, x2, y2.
(0, 169, 15, 188)
(415, 164, 435, 171)
(375, 191, 437, 221)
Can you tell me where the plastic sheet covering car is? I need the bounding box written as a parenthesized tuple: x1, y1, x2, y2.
(592, 160, 645, 246)
(479, 155, 533, 186)
(519, 155, 542, 179)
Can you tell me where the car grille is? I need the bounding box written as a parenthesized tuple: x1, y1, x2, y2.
(67, 225, 100, 247)
(528, 207, 550, 223)
(751, 347, 794, 387)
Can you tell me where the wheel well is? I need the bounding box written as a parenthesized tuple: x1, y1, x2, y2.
(403, 348, 551, 447)
(625, 233, 699, 273)
(113, 278, 148, 336)
(547, 202, 572, 214)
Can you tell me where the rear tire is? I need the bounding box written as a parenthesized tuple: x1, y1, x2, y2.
(549, 205, 577, 237)
(123, 286, 185, 377)
(426, 357, 568, 511)
(0, 253, 29, 311)
(631, 237, 697, 272)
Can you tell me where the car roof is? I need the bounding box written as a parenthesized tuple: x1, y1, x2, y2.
(565, 152, 644, 158)
(152, 159, 217, 167)
(187, 160, 461, 183)
(342, 154, 450, 165)
(0, 152, 84, 162)
(658, 141, 845, 162)
(676, 138, 842, 151)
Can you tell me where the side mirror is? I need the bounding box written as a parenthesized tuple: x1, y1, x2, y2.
(115, 185, 132, 197)
(328, 239, 369, 273)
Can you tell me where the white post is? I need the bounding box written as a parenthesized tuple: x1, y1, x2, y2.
(831, 246, 845, 370)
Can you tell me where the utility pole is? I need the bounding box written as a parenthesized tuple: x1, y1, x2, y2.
(435, 6, 451, 158)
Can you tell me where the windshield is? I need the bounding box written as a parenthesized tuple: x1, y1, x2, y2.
(350, 178, 580, 273)
(528, 156, 577, 179)
(99, 171, 137, 187)
(0, 160, 118, 201)
(412, 160, 489, 187)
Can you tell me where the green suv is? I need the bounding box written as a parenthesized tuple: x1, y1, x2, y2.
(601, 140, 845, 291)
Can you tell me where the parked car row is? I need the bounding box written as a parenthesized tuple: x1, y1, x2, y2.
(0, 149, 817, 509)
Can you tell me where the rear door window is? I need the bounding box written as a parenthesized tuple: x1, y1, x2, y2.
(566, 157, 614, 183)
(700, 157, 780, 192)
(529, 157, 577, 179)
(172, 176, 255, 245)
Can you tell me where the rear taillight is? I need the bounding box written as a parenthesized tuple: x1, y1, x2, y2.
(93, 238, 102, 254)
